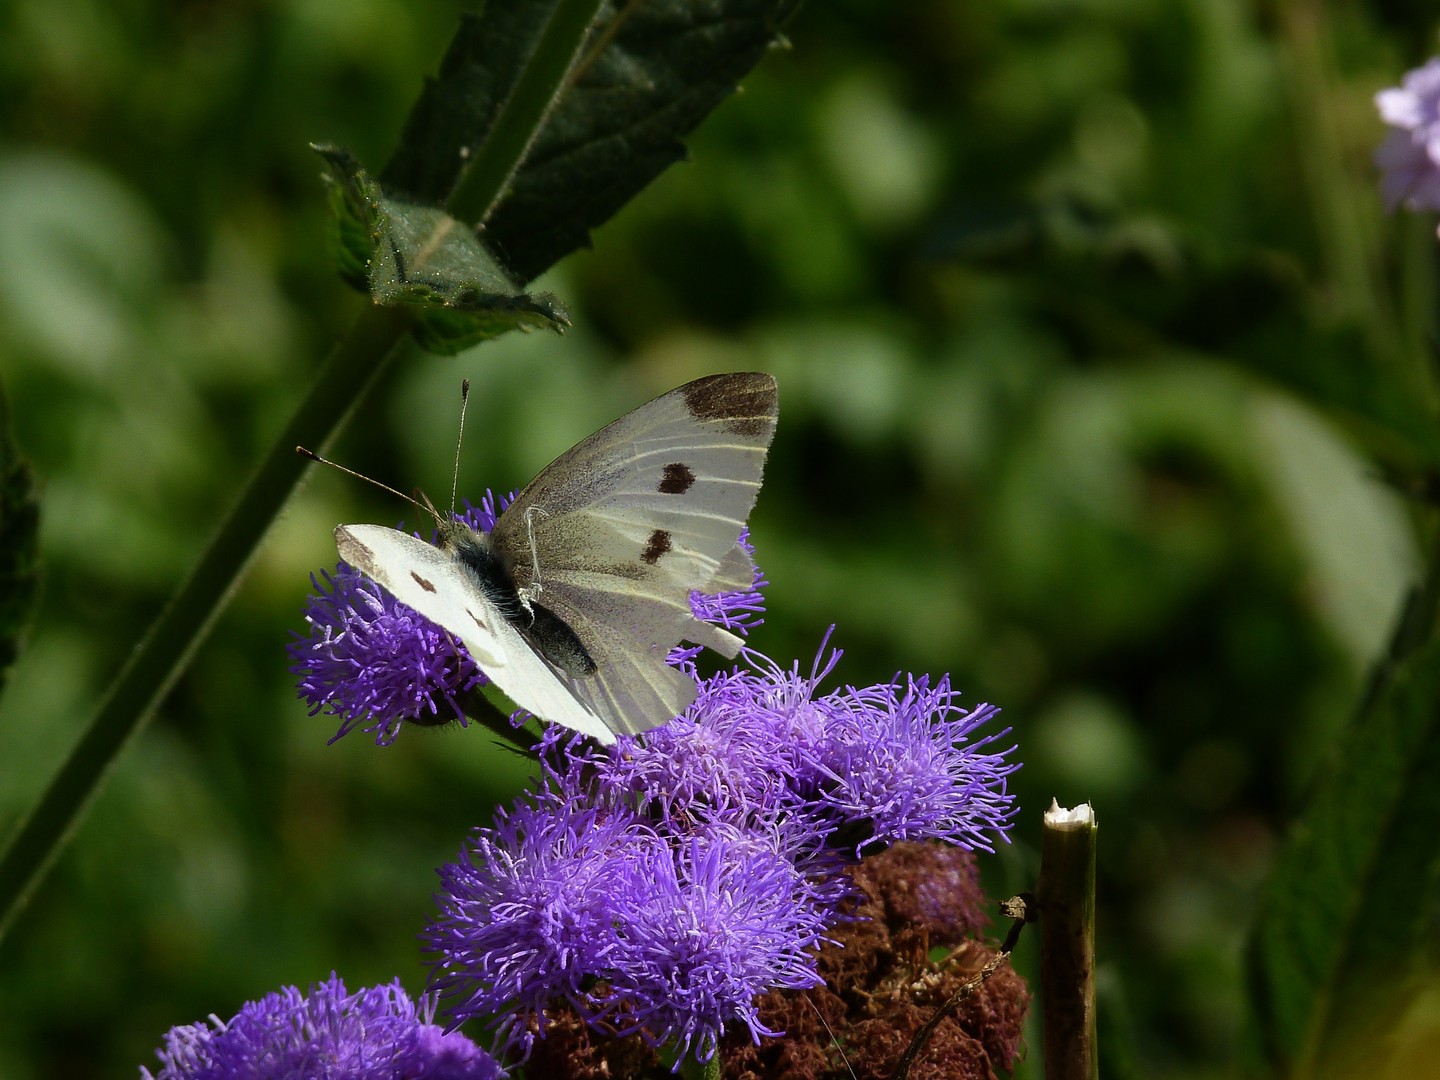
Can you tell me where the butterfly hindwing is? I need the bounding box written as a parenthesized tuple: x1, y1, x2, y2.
(531, 582, 715, 737)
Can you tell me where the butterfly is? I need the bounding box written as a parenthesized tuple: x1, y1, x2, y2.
(333, 372, 778, 744)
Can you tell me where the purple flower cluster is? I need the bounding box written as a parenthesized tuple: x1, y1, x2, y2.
(425, 635, 1018, 1067)
(1376, 57, 1440, 217)
(141, 974, 504, 1080)
(427, 801, 834, 1063)
(288, 495, 765, 744)
(590, 641, 1017, 855)
(289, 563, 487, 745)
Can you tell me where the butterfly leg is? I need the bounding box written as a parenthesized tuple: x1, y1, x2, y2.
(516, 504, 551, 613)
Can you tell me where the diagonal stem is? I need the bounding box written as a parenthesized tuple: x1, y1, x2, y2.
(0, 302, 412, 938)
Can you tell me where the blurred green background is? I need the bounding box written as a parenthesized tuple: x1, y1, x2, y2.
(2, 1, 1437, 1077)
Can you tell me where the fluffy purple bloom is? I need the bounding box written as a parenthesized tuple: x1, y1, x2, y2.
(288, 497, 510, 744)
(1376, 57, 1440, 214)
(685, 529, 767, 634)
(796, 676, 1018, 855)
(426, 792, 663, 1056)
(288, 563, 486, 745)
(293, 497, 765, 744)
(426, 633, 1018, 1067)
(590, 636, 1018, 855)
(427, 806, 833, 1067)
(141, 974, 503, 1080)
(586, 665, 797, 820)
(596, 823, 831, 1063)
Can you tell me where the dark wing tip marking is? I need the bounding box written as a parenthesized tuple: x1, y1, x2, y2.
(659, 462, 696, 494)
(336, 530, 375, 564)
(681, 372, 777, 438)
(410, 571, 438, 593)
(641, 528, 672, 565)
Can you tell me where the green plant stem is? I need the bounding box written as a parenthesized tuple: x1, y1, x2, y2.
(446, 0, 606, 227)
(0, 301, 412, 938)
(1038, 800, 1098, 1080)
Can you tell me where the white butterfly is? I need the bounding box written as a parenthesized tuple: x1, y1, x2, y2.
(334, 372, 778, 744)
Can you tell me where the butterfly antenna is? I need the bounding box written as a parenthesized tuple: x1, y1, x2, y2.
(803, 995, 856, 1080)
(450, 379, 471, 518)
(414, 489, 451, 532)
(296, 447, 429, 517)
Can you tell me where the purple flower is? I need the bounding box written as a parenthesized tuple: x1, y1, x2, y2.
(1376, 57, 1440, 214)
(685, 529, 767, 635)
(427, 806, 834, 1068)
(141, 974, 504, 1080)
(586, 664, 798, 820)
(288, 562, 486, 746)
(795, 675, 1019, 855)
(589, 635, 1018, 855)
(425, 792, 663, 1057)
(596, 823, 831, 1064)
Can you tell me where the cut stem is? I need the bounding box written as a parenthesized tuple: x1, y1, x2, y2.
(1038, 800, 1098, 1080)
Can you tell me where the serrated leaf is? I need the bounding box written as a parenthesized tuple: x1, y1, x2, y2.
(381, 0, 801, 284)
(0, 381, 40, 698)
(322, 171, 373, 293)
(1246, 610, 1440, 1077)
(315, 144, 569, 352)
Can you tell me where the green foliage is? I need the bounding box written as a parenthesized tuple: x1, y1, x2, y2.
(1247, 570, 1440, 1077)
(317, 144, 571, 353)
(314, 0, 801, 353)
(382, 1, 803, 282)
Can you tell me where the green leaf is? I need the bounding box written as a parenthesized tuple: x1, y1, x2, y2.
(0, 381, 40, 698)
(1245, 578, 1440, 1076)
(316, 144, 570, 354)
(381, 0, 802, 284)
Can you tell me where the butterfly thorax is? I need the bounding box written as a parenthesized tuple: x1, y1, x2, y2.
(442, 519, 598, 678)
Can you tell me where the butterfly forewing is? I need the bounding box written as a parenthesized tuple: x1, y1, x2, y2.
(334, 524, 616, 743)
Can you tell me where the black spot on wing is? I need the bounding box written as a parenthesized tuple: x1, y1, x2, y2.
(680, 373, 777, 438)
(659, 462, 695, 494)
(641, 528, 672, 565)
(411, 571, 438, 593)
